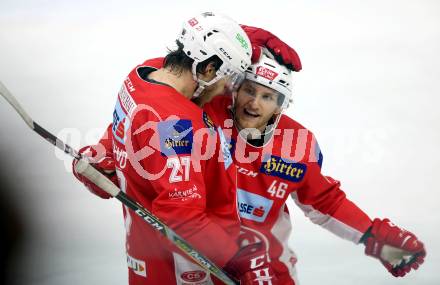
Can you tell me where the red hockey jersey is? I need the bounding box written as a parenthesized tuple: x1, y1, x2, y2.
(203, 95, 373, 284)
(103, 58, 240, 284)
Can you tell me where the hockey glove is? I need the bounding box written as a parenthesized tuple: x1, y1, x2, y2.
(240, 24, 302, 71)
(224, 242, 278, 285)
(363, 218, 426, 277)
(72, 145, 118, 199)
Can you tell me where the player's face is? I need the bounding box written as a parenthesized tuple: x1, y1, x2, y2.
(234, 80, 281, 132)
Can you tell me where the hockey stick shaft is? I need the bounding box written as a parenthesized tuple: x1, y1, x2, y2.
(0, 81, 238, 285)
(0, 82, 81, 159)
(75, 160, 237, 284)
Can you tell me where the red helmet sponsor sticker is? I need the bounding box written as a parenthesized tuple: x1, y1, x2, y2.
(188, 18, 199, 27)
(256, 66, 278, 81)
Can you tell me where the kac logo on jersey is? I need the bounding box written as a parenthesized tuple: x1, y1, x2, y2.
(237, 189, 273, 223)
(260, 155, 307, 183)
(158, 119, 193, 156)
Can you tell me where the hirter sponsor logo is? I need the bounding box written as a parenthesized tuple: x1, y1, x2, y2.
(181, 270, 207, 282)
(158, 119, 193, 156)
(256, 66, 278, 81)
(260, 155, 307, 183)
(237, 189, 273, 223)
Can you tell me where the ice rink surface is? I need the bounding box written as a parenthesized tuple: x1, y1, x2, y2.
(1, 1, 439, 284)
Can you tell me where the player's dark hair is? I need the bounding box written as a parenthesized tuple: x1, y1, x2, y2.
(164, 40, 223, 76)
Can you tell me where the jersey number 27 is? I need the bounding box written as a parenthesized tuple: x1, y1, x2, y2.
(167, 156, 190, 183)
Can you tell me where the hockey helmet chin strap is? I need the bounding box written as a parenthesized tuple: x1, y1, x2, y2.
(191, 61, 217, 98)
(191, 61, 245, 98)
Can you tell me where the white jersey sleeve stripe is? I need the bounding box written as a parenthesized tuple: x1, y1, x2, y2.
(291, 192, 364, 244)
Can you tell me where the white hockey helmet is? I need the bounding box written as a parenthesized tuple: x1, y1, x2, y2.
(178, 12, 252, 97)
(245, 47, 293, 109)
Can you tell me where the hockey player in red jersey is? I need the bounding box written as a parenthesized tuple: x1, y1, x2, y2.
(202, 47, 426, 284)
(73, 12, 264, 285)
(74, 26, 426, 284)
(71, 13, 313, 285)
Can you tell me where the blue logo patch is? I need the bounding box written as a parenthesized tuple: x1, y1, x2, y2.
(237, 189, 273, 223)
(112, 100, 130, 144)
(158, 120, 193, 156)
(260, 155, 307, 182)
(218, 127, 233, 170)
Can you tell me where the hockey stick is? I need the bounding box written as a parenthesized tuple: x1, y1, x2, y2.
(0, 81, 238, 285)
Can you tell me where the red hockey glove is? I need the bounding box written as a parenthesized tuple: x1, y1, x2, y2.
(240, 24, 302, 71)
(363, 218, 426, 277)
(224, 242, 278, 285)
(72, 145, 118, 199)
